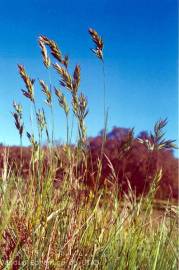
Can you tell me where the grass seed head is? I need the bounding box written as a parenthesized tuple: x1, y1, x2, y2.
(18, 65, 35, 102)
(88, 28, 104, 60)
(53, 63, 73, 91)
(36, 109, 47, 132)
(39, 80, 52, 106)
(39, 35, 63, 63)
(62, 55, 69, 69)
(13, 112, 24, 137)
(138, 118, 177, 151)
(72, 65, 80, 93)
(78, 93, 88, 118)
(12, 102, 24, 137)
(13, 101, 23, 116)
(26, 132, 38, 151)
(55, 87, 69, 115)
(38, 39, 51, 68)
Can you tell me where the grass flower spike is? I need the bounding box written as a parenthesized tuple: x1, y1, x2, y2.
(18, 65, 35, 102)
(12, 101, 24, 138)
(88, 28, 104, 60)
(39, 35, 62, 63)
(55, 87, 69, 116)
(39, 39, 51, 68)
(39, 80, 52, 106)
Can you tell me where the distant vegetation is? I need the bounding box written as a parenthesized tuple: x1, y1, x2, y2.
(0, 29, 178, 269)
(0, 125, 178, 201)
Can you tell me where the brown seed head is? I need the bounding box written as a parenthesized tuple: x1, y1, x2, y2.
(18, 64, 34, 102)
(55, 87, 69, 115)
(53, 63, 73, 91)
(39, 35, 50, 45)
(39, 35, 62, 62)
(49, 40, 62, 62)
(12, 102, 24, 137)
(72, 65, 80, 93)
(88, 28, 104, 60)
(39, 80, 52, 105)
(78, 93, 88, 119)
(62, 55, 69, 69)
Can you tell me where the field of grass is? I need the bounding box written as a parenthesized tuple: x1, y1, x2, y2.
(0, 29, 178, 269)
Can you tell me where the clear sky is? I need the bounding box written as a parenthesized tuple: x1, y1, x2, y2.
(0, 0, 178, 153)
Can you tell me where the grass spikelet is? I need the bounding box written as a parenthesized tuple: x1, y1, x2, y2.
(18, 65, 35, 102)
(39, 35, 62, 63)
(36, 109, 47, 133)
(55, 87, 69, 116)
(62, 55, 69, 69)
(88, 28, 104, 60)
(138, 118, 177, 151)
(39, 79, 52, 106)
(12, 102, 24, 138)
(26, 132, 39, 157)
(38, 39, 51, 68)
(53, 63, 73, 90)
(73, 93, 88, 146)
(72, 64, 80, 93)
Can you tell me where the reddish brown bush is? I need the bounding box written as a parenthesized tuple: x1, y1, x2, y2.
(86, 127, 178, 200)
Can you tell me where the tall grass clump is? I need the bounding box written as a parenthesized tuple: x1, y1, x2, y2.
(0, 28, 178, 270)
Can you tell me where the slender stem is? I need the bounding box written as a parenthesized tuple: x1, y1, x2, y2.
(19, 135, 23, 174)
(33, 101, 42, 194)
(144, 150, 153, 195)
(96, 60, 108, 189)
(50, 104, 55, 146)
(69, 114, 74, 145)
(33, 101, 40, 143)
(48, 69, 55, 145)
(20, 135, 22, 161)
(100, 60, 108, 160)
(66, 113, 69, 146)
(102, 59, 107, 124)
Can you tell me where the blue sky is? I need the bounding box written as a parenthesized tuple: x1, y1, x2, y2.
(0, 0, 178, 153)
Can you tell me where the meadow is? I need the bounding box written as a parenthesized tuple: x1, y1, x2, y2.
(0, 29, 178, 269)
